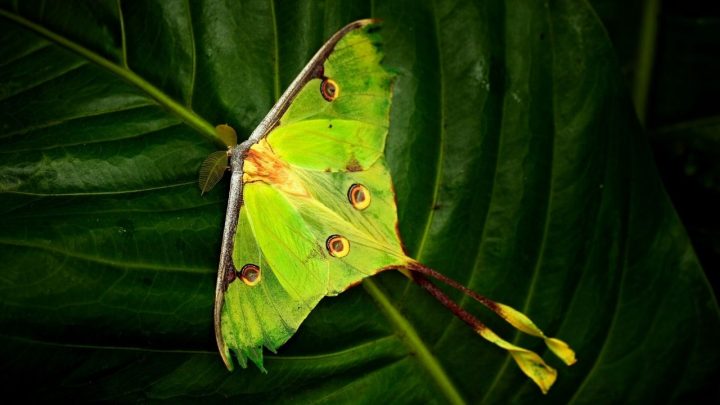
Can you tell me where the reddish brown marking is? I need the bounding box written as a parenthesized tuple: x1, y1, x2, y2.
(342, 265, 398, 292)
(312, 64, 325, 79)
(387, 177, 411, 254)
(412, 273, 487, 332)
(224, 266, 237, 291)
(355, 189, 365, 202)
(407, 262, 500, 314)
(346, 157, 362, 172)
(321, 79, 339, 101)
(241, 264, 260, 281)
(244, 143, 289, 185)
(394, 221, 410, 255)
(269, 119, 281, 132)
(240, 263, 261, 286)
(347, 184, 369, 208)
(244, 141, 309, 196)
(325, 234, 349, 257)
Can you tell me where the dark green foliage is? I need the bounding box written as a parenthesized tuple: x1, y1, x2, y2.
(0, 0, 717, 402)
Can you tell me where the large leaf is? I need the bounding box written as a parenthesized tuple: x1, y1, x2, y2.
(590, 0, 720, 295)
(1, 0, 718, 402)
(647, 7, 720, 293)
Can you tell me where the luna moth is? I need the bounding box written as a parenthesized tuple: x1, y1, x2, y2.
(200, 19, 575, 394)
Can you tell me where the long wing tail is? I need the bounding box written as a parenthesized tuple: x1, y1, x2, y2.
(406, 262, 576, 394)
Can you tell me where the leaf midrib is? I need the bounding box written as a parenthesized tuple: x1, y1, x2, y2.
(365, 1, 466, 402)
(0, 8, 221, 147)
(0, 238, 209, 274)
(363, 279, 465, 405)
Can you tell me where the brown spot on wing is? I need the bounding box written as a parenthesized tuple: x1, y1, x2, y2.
(224, 261, 238, 291)
(312, 64, 325, 79)
(346, 157, 363, 172)
(387, 177, 410, 255)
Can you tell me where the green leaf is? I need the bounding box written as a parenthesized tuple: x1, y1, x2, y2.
(0, 0, 717, 403)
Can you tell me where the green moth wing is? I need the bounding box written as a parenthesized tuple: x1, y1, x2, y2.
(266, 119, 385, 172)
(267, 23, 392, 172)
(211, 19, 576, 394)
(276, 158, 407, 294)
(224, 157, 407, 370)
(214, 19, 402, 372)
(220, 190, 326, 370)
(279, 24, 391, 128)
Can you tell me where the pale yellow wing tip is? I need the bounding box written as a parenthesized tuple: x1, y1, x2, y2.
(494, 303, 577, 366)
(477, 327, 559, 394)
(536, 376, 556, 395)
(546, 337, 577, 366)
(508, 351, 558, 394)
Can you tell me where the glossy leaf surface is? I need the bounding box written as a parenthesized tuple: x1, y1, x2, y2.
(0, 0, 717, 403)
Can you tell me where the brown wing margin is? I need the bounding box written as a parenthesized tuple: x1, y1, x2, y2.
(248, 18, 379, 144)
(213, 19, 380, 370)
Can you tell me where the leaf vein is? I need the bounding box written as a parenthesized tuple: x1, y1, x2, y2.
(0, 239, 209, 274)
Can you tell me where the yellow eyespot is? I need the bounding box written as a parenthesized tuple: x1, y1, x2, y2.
(326, 234, 350, 257)
(240, 264, 261, 286)
(321, 79, 339, 101)
(347, 184, 371, 210)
